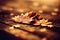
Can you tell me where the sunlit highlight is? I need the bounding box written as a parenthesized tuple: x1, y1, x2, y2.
(10, 13, 14, 16)
(39, 10, 43, 13)
(13, 24, 20, 28)
(9, 27, 14, 30)
(53, 8, 58, 12)
(51, 12, 57, 16)
(40, 28, 47, 32)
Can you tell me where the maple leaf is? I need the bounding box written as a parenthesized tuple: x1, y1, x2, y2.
(34, 19, 53, 27)
(12, 15, 33, 23)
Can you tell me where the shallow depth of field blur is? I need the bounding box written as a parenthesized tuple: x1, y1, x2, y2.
(0, 0, 60, 40)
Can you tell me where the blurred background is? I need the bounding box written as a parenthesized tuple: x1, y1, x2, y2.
(0, 0, 60, 40)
